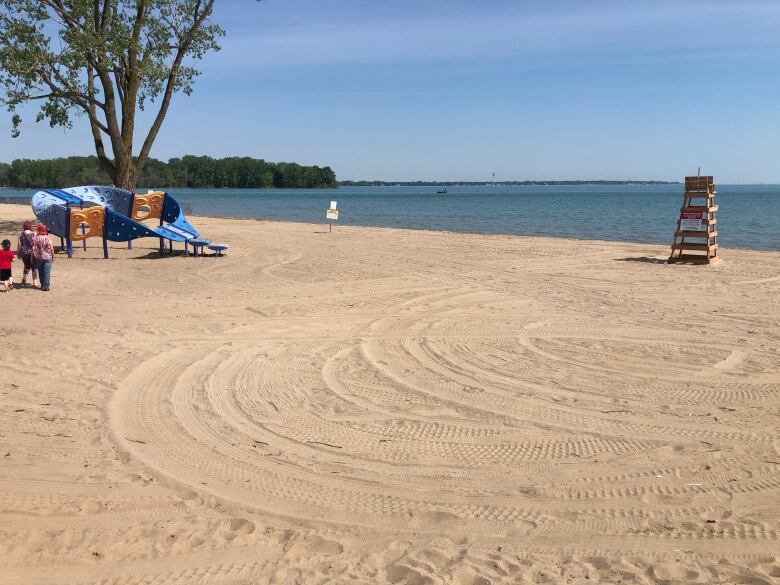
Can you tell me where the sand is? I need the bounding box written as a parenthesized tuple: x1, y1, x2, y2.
(0, 202, 778, 585)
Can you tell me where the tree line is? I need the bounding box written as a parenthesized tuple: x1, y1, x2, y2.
(0, 156, 337, 189)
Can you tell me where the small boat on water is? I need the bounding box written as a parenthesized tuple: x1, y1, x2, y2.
(436, 188, 448, 194)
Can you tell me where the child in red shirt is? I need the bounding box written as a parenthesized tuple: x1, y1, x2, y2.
(0, 239, 14, 292)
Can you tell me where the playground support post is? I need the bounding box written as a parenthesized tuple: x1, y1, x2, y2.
(158, 193, 166, 256)
(65, 204, 73, 258)
(127, 192, 134, 251)
(102, 213, 109, 259)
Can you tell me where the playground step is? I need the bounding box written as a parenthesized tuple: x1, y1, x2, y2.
(207, 244, 229, 256)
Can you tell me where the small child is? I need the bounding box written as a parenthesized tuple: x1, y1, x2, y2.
(0, 239, 14, 292)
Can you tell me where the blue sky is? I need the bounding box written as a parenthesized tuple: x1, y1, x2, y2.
(3, 0, 780, 182)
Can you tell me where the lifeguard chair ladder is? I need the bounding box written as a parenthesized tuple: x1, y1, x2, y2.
(668, 175, 719, 264)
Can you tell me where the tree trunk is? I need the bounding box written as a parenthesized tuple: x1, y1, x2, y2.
(113, 156, 137, 192)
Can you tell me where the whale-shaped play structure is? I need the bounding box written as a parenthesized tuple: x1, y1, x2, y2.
(32, 186, 201, 258)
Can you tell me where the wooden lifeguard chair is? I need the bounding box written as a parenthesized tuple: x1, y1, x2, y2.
(668, 175, 719, 264)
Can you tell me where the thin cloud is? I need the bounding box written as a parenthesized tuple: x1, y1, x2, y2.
(205, 0, 780, 70)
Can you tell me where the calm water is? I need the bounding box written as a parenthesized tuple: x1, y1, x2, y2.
(5, 184, 778, 250)
(168, 184, 779, 251)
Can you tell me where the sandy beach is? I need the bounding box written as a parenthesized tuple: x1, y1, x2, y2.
(0, 202, 778, 584)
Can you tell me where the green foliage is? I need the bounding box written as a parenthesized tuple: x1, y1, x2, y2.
(7, 156, 110, 187)
(0, 0, 225, 189)
(3, 155, 338, 189)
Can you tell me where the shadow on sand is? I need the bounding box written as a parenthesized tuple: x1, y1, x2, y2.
(615, 256, 668, 265)
(129, 250, 195, 260)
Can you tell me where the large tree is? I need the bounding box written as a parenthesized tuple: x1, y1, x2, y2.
(0, 0, 224, 190)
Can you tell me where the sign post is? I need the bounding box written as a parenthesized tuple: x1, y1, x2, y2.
(326, 201, 338, 233)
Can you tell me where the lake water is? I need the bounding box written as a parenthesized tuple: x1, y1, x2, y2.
(168, 184, 778, 251)
(5, 184, 779, 250)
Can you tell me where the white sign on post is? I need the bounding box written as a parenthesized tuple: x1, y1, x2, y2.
(326, 206, 339, 233)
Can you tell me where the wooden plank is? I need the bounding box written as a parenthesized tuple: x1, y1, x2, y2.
(676, 252, 708, 257)
(668, 255, 715, 264)
(684, 176, 714, 191)
(668, 256, 708, 262)
(674, 230, 718, 238)
(681, 205, 719, 213)
(671, 243, 718, 251)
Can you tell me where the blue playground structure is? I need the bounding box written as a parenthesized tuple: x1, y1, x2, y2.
(31, 186, 204, 258)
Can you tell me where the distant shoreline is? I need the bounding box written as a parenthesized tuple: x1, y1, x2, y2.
(339, 180, 680, 187)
